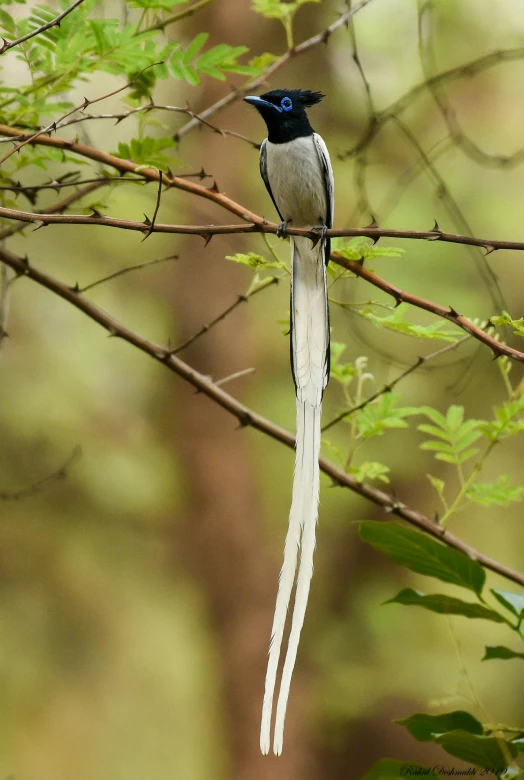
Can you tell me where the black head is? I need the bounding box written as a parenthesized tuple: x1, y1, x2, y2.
(243, 89, 324, 144)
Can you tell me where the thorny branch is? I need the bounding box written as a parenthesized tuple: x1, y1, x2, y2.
(0, 241, 522, 588)
(0, 0, 86, 54)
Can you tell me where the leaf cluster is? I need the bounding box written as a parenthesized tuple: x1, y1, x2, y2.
(360, 522, 524, 778)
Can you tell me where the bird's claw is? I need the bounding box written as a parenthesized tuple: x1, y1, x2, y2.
(311, 223, 328, 242)
(277, 219, 291, 239)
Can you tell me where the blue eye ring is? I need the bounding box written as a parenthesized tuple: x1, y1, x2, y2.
(281, 97, 293, 112)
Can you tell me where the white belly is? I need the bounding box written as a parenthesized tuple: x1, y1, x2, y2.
(265, 136, 327, 228)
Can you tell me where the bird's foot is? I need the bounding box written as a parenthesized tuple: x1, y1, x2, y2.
(277, 219, 291, 239)
(311, 222, 328, 242)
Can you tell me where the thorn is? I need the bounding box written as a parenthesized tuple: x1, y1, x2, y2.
(201, 233, 212, 247)
(115, 115, 126, 125)
(236, 412, 252, 429)
(364, 215, 380, 243)
(484, 244, 496, 255)
(491, 348, 503, 361)
(82, 97, 90, 109)
(392, 290, 403, 307)
(198, 167, 207, 180)
(448, 305, 461, 317)
(431, 219, 441, 233)
(70, 282, 80, 293)
(143, 214, 152, 226)
(322, 29, 331, 44)
(106, 327, 118, 338)
(32, 220, 46, 231)
(208, 180, 219, 193)
(88, 208, 104, 219)
(0, 38, 9, 54)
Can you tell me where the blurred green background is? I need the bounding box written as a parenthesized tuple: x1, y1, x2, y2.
(1, 0, 524, 778)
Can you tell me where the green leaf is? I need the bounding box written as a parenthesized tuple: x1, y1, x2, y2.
(331, 236, 405, 261)
(329, 342, 359, 387)
(395, 711, 483, 742)
(482, 645, 524, 661)
(435, 730, 517, 770)
(386, 588, 506, 623)
(490, 311, 524, 338)
(359, 522, 486, 596)
(357, 304, 459, 343)
(427, 474, 446, 499)
(350, 461, 390, 484)
(360, 759, 433, 780)
(182, 32, 209, 64)
(491, 589, 524, 618)
(225, 252, 284, 270)
(466, 477, 524, 507)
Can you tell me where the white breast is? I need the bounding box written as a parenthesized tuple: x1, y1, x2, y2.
(265, 136, 327, 228)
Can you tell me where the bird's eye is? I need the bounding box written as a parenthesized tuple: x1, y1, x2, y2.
(281, 97, 293, 112)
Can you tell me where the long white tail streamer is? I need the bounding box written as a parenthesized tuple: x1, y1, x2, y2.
(260, 235, 328, 756)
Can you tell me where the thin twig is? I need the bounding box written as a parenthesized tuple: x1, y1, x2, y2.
(142, 0, 214, 33)
(78, 253, 179, 293)
(322, 335, 471, 431)
(171, 276, 277, 355)
(142, 170, 163, 240)
(0, 447, 81, 501)
(0, 241, 522, 587)
(0, 0, 86, 54)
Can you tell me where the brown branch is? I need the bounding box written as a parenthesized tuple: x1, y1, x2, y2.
(0, 180, 107, 241)
(1, 202, 523, 363)
(0, 0, 86, 54)
(4, 189, 524, 253)
(0, 123, 263, 223)
(331, 252, 524, 364)
(0, 241, 522, 586)
(174, 0, 376, 141)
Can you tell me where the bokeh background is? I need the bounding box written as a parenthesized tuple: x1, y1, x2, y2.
(1, 0, 524, 778)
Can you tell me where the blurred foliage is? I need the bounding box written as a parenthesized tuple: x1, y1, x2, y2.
(1, 0, 524, 778)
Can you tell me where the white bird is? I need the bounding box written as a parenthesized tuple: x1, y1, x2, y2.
(244, 89, 334, 756)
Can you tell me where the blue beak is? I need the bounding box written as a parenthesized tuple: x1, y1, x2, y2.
(243, 95, 282, 112)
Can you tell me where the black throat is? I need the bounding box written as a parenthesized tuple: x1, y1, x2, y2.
(266, 116, 315, 145)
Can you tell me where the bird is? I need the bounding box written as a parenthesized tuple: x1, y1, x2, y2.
(243, 89, 334, 756)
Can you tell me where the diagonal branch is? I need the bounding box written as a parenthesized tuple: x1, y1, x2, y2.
(0, 241, 522, 587)
(0, 0, 86, 54)
(174, 0, 377, 141)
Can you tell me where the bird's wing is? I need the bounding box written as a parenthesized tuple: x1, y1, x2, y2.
(313, 133, 335, 263)
(259, 138, 284, 222)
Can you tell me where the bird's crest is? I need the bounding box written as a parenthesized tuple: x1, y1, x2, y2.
(296, 90, 324, 107)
